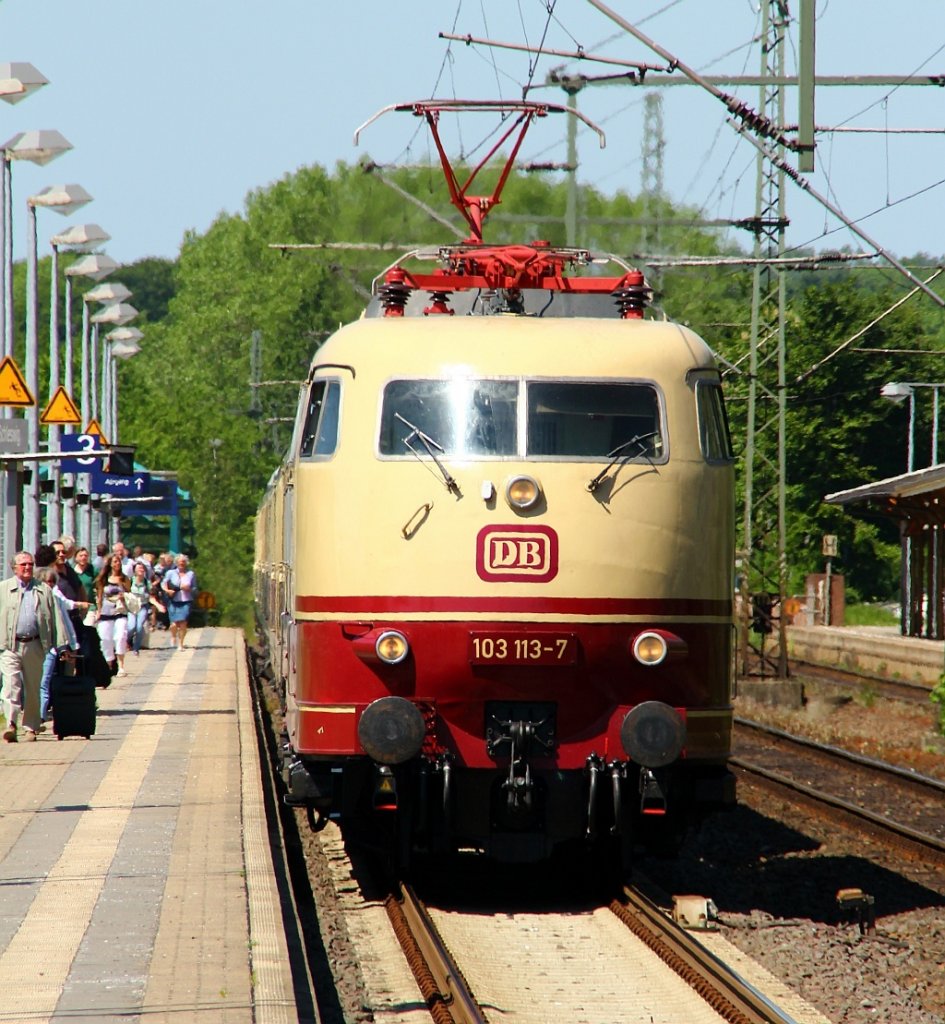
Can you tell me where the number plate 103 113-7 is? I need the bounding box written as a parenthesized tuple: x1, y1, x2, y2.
(468, 633, 577, 665)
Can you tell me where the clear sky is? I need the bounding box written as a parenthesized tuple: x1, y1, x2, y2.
(2, 1, 944, 269)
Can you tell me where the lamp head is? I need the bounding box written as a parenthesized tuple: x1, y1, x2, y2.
(880, 382, 913, 404)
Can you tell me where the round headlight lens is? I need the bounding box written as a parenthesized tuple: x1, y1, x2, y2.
(375, 630, 409, 665)
(506, 475, 541, 510)
(633, 631, 668, 666)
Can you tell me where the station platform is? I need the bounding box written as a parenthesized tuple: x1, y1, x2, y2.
(786, 623, 943, 686)
(0, 627, 302, 1024)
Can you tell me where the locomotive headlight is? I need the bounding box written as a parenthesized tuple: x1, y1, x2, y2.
(621, 701, 686, 768)
(630, 629, 687, 665)
(633, 632, 668, 666)
(505, 474, 541, 510)
(376, 630, 410, 665)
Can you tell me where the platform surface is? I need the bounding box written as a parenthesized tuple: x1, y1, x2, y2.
(0, 627, 301, 1023)
(786, 623, 944, 684)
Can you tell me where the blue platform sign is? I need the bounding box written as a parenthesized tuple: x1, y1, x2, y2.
(59, 433, 102, 474)
(91, 466, 151, 496)
(121, 476, 179, 517)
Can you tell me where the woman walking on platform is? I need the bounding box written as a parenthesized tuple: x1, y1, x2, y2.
(162, 554, 197, 650)
(127, 562, 152, 656)
(95, 555, 131, 677)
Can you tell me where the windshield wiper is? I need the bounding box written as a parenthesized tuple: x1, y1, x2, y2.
(586, 432, 657, 493)
(395, 412, 461, 495)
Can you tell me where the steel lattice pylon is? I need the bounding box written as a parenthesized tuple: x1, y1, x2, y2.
(737, 0, 790, 678)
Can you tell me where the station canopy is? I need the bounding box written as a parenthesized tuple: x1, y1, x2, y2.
(825, 465, 945, 639)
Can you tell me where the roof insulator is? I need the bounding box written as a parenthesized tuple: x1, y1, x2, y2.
(423, 291, 454, 316)
(379, 268, 412, 317)
(613, 271, 652, 320)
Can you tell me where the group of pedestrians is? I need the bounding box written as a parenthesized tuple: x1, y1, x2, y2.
(0, 538, 198, 743)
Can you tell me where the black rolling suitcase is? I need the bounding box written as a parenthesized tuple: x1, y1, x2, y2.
(50, 662, 97, 740)
(79, 624, 114, 689)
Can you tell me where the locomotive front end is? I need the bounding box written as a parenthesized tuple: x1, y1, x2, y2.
(279, 312, 735, 865)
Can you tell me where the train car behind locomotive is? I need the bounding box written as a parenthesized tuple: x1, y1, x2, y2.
(254, 101, 735, 866)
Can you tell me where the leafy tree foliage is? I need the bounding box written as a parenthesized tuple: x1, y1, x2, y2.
(120, 258, 176, 323)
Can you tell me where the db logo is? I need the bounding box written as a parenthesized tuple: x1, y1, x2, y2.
(476, 524, 558, 583)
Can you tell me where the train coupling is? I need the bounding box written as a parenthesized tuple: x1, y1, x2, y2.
(639, 768, 668, 816)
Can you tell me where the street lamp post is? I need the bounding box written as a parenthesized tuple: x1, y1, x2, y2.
(0, 71, 58, 569)
(90, 300, 138, 548)
(0, 65, 52, 357)
(22, 184, 91, 548)
(68, 263, 120, 549)
(91, 300, 137, 424)
(52, 224, 110, 538)
(880, 381, 945, 472)
(880, 380, 945, 636)
(0, 129, 71, 358)
(95, 335, 141, 547)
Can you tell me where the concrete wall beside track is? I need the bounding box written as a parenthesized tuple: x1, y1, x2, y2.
(786, 625, 944, 686)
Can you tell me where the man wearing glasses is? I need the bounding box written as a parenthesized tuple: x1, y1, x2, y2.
(0, 552, 71, 742)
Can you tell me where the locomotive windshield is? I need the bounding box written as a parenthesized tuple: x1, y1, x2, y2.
(378, 378, 664, 461)
(526, 382, 662, 458)
(379, 379, 518, 456)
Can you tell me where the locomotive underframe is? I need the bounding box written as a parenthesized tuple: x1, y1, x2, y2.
(282, 743, 734, 862)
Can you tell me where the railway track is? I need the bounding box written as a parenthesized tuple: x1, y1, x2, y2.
(787, 658, 932, 704)
(384, 877, 812, 1024)
(733, 717, 945, 865)
(248, 648, 841, 1023)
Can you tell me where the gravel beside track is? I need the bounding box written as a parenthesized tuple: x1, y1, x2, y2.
(639, 688, 945, 1024)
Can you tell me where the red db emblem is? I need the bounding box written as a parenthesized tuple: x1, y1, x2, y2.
(476, 524, 558, 583)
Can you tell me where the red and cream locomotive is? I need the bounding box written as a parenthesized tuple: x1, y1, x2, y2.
(255, 102, 735, 865)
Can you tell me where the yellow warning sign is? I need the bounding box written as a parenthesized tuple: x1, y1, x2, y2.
(0, 355, 34, 407)
(40, 386, 81, 425)
(84, 418, 110, 446)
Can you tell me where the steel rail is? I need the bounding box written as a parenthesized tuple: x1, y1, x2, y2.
(731, 759, 945, 865)
(735, 717, 945, 796)
(610, 886, 799, 1024)
(385, 883, 486, 1024)
(737, 716, 945, 794)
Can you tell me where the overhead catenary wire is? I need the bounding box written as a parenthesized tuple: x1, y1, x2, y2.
(583, 0, 945, 308)
(794, 267, 945, 385)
